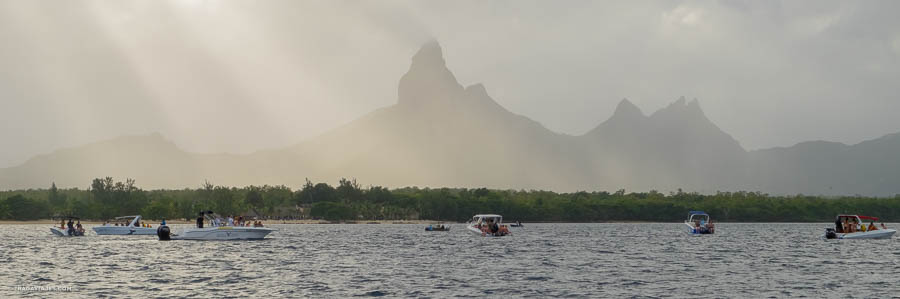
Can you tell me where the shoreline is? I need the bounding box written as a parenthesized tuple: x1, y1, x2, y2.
(0, 219, 455, 225)
(0, 219, 875, 225)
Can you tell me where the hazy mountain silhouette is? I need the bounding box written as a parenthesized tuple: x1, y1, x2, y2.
(582, 97, 747, 192)
(2, 42, 899, 196)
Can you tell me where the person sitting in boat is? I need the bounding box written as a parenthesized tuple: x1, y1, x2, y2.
(881, 222, 887, 229)
(487, 220, 499, 235)
(60, 220, 66, 230)
(868, 222, 877, 231)
(499, 225, 510, 235)
(227, 216, 235, 227)
(75, 221, 85, 234)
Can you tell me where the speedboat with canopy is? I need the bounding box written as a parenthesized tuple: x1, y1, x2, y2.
(160, 210, 275, 241)
(685, 211, 715, 235)
(93, 215, 157, 235)
(466, 214, 510, 237)
(825, 215, 896, 239)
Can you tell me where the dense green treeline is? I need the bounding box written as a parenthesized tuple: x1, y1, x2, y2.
(1, 177, 899, 222)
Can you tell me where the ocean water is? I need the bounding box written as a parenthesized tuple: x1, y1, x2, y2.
(1, 223, 898, 298)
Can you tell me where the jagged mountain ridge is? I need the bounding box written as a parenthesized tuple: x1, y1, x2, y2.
(1, 42, 898, 196)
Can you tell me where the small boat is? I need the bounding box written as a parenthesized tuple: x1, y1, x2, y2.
(425, 224, 450, 231)
(466, 214, 510, 237)
(825, 215, 896, 239)
(161, 211, 275, 241)
(50, 217, 85, 237)
(685, 211, 715, 235)
(50, 227, 85, 237)
(509, 221, 523, 227)
(93, 215, 157, 235)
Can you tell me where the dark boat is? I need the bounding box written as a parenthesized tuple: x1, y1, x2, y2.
(425, 224, 450, 231)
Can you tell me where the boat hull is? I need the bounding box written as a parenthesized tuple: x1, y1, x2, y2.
(836, 229, 896, 239)
(93, 226, 157, 235)
(685, 222, 714, 234)
(176, 227, 275, 240)
(466, 224, 509, 237)
(51, 227, 84, 237)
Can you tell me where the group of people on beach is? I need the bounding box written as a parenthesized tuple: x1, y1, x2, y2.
(835, 217, 887, 233)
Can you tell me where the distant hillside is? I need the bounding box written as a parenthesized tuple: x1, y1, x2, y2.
(2, 42, 899, 196)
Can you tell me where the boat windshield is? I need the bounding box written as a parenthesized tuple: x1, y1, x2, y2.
(114, 215, 141, 226)
(471, 215, 503, 224)
(688, 213, 710, 223)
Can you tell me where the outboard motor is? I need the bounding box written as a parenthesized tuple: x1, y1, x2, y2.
(157, 222, 171, 241)
(824, 228, 837, 239)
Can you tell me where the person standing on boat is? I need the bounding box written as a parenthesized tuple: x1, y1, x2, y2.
(835, 217, 843, 233)
(66, 218, 75, 236)
(197, 213, 204, 228)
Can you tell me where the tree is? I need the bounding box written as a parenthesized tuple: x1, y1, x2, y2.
(1, 195, 48, 220)
(336, 178, 362, 203)
(142, 192, 176, 220)
(48, 182, 67, 207)
(295, 181, 337, 204)
(310, 202, 354, 221)
(245, 186, 264, 215)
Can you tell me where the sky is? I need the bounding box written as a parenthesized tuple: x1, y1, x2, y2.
(1, 0, 899, 168)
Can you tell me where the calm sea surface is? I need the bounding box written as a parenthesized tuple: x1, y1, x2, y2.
(1, 223, 898, 298)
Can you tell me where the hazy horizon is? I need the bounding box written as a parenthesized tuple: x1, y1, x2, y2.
(2, 0, 900, 168)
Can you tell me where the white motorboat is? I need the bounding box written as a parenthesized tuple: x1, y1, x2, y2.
(50, 217, 85, 237)
(167, 211, 275, 240)
(685, 211, 716, 235)
(466, 214, 510, 237)
(93, 215, 157, 235)
(825, 215, 896, 239)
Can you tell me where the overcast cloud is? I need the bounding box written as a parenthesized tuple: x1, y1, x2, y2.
(1, 0, 899, 167)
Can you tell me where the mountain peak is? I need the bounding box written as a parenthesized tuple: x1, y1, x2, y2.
(411, 40, 444, 66)
(612, 98, 644, 118)
(397, 41, 463, 106)
(654, 97, 706, 118)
